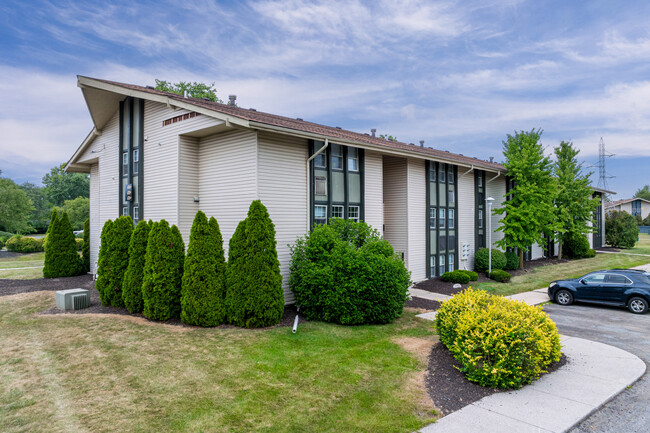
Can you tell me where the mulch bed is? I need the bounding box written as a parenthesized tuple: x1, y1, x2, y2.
(427, 344, 568, 414)
(0, 251, 22, 259)
(0, 274, 94, 296)
(414, 256, 570, 296)
(405, 297, 441, 311)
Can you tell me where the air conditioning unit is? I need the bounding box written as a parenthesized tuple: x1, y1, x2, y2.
(56, 289, 91, 311)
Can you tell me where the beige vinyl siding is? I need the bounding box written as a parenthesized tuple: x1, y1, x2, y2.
(143, 100, 222, 224)
(198, 129, 258, 258)
(364, 150, 383, 235)
(383, 156, 408, 262)
(531, 242, 545, 260)
(178, 136, 200, 243)
(457, 168, 475, 271)
(407, 159, 426, 281)
(486, 175, 506, 250)
(89, 163, 100, 273)
(257, 132, 309, 304)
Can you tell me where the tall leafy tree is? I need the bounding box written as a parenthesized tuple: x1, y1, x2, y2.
(43, 211, 81, 278)
(181, 212, 227, 326)
(553, 141, 600, 259)
(122, 220, 151, 313)
(154, 79, 223, 103)
(634, 185, 650, 201)
(494, 129, 558, 268)
(42, 163, 89, 207)
(20, 182, 51, 233)
(0, 178, 34, 233)
(54, 197, 89, 231)
(226, 200, 284, 328)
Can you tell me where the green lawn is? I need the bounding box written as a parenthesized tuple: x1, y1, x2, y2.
(475, 233, 650, 296)
(0, 292, 437, 433)
(0, 252, 45, 279)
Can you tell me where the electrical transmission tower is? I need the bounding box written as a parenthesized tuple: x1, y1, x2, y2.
(595, 137, 614, 197)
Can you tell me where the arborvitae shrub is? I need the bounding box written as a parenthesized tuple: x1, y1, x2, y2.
(474, 248, 507, 272)
(605, 210, 639, 249)
(644, 214, 650, 226)
(102, 216, 133, 307)
(562, 231, 590, 259)
(290, 218, 411, 325)
(181, 212, 227, 326)
(82, 218, 90, 272)
(95, 220, 113, 305)
(43, 210, 58, 252)
(436, 288, 561, 389)
(122, 220, 151, 313)
(142, 220, 185, 320)
(504, 251, 519, 270)
(43, 212, 81, 278)
(226, 200, 284, 328)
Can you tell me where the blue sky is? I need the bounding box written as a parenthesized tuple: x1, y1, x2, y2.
(1, 0, 649, 198)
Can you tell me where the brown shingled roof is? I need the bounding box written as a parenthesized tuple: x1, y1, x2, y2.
(84, 76, 506, 172)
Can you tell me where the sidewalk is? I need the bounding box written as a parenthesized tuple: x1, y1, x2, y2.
(418, 335, 646, 433)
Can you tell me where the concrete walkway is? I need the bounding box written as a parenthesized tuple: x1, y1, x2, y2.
(597, 250, 650, 257)
(418, 335, 646, 433)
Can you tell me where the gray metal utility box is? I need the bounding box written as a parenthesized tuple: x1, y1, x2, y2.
(56, 288, 91, 311)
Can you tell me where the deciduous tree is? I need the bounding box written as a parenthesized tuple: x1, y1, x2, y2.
(154, 79, 223, 103)
(0, 178, 34, 234)
(42, 163, 89, 207)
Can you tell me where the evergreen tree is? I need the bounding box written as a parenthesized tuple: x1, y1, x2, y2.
(44, 209, 58, 251)
(494, 129, 559, 268)
(95, 219, 113, 305)
(226, 200, 283, 328)
(181, 212, 227, 326)
(142, 221, 184, 320)
(103, 216, 133, 307)
(122, 220, 151, 313)
(553, 141, 600, 259)
(82, 218, 90, 272)
(43, 211, 81, 278)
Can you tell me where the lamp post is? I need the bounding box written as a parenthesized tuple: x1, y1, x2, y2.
(486, 197, 495, 275)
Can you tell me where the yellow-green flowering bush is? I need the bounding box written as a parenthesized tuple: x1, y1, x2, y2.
(436, 288, 561, 389)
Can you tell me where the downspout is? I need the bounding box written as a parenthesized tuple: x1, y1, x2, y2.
(458, 164, 474, 179)
(487, 170, 501, 184)
(305, 139, 329, 232)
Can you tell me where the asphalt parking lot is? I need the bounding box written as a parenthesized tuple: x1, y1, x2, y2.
(543, 302, 650, 433)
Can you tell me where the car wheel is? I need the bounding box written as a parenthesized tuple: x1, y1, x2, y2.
(628, 297, 649, 314)
(555, 289, 574, 306)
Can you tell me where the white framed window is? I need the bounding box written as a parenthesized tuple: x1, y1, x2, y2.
(447, 167, 454, 183)
(478, 209, 483, 229)
(122, 152, 129, 176)
(314, 153, 326, 168)
(448, 186, 455, 204)
(448, 209, 454, 229)
(430, 255, 436, 277)
(314, 205, 327, 225)
(315, 176, 327, 196)
(430, 165, 436, 182)
(122, 206, 129, 216)
(332, 205, 344, 219)
(133, 149, 139, 175)
(439, 208, 446, 228)
(439, 255, 445, 276)
(439, 167, 446, 183)
(429, 207, 436, 229)
(478, 175, 483, 187)
(348, 147, 359, 171)
(448, 254, 454, 272)
(348, 206, 360, 222)
(331, 144, 343, 170)
(133, 206, 139, 221)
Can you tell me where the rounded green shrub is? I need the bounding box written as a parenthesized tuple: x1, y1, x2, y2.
(142, 220, 185, 321)
(122, 220, 151, 313)
(563, 231, 590, 259)
(0, 238, 4, 250)
(0, 230, 14, 241)
(226, 201, 284, 328)
(181, 212, 227, 326)
(605, 210, 639, 249)
(5, 235, 44, 253)
(82, 218, 90, 272)
(436, 288, 562, 389)
(43, 212, 81, 278)
(101, 216, 133, 307)
(584, 248, 596, 258)
(95, 219, 113, 305)
(459, 269, 478, 281)
(487, 269, 511, 282)
(474, 248, 506, 272)
(441, 270, 470, 284)
(290, 218, 411, 325)
(504, 251, 519, 270)
(75, 238, 83, 250)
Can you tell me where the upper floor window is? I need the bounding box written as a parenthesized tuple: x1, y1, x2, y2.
(331, 144, 343, 170)
(348, 147, 359, 171)
(133, 149, 140, 175)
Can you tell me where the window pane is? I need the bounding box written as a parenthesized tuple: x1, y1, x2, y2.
(429, 207, 436, 229)
(430, 230, 437, 254)
(430, 255, 436, 277)
(332, 171, 345, 202)
(439, 255, 445, 276)
(430, 184, 437, 205)
(478, 175, 483, 187)
(348, 206, 359, 222)
(331, 144, 343, 170)
(448, 234, 456, 251)
(448, 185, 455, 205)
(439, 235, 446, 251)
(439, 208, 445, 228)
(438, 183, 447, 206)
(348, 173, 361, 203)
(314, 169, 328, 200)
(122, 207, 129, 216)
(478, 209, 483, 229)
(447, 167, 454, 183)
(314, 141, 327, 168)
(430, 165, 436, 182)
(133, 149, 139, 175)
(133, 206, 139, 221)
(348, 147, 359, 171)
(583, 273, 606, 283)
(448, 209, 454, 228)
(332, 205, 343, 219)
(122, 152, 129, 176)
(314, 205, 327, 225)
(439, 166, 446, 182)
(448, 254, 454, 272)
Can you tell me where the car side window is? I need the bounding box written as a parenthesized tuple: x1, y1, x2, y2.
(605, 274, 631, 284)
(582, 273, 606, 284)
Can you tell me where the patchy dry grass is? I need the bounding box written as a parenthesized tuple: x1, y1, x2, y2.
(0, 291, 438, 433)
(0, 252, 45, 279)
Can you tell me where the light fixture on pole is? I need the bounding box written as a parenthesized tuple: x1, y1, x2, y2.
(486, 197, 495, 275)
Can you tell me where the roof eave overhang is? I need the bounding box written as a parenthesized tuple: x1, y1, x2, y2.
(248, 121, 504, 173)
(65, 127, 98, 172)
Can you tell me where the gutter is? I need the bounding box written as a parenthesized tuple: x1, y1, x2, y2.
(305, 139, 329, 231)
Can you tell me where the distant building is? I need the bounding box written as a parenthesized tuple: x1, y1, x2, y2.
(605, 198, 650, 220)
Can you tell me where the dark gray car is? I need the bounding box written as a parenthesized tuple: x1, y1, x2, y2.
(548, 269, 650, 314)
